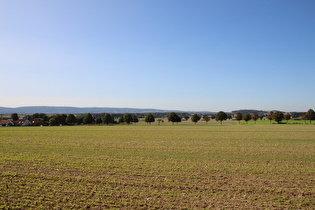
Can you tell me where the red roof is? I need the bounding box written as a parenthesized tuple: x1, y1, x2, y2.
(0, 119, 13, 124)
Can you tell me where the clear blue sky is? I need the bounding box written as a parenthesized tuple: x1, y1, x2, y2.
(1, 0, 314, 112)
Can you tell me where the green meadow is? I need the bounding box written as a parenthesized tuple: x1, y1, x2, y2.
(1, 123, 315, 209)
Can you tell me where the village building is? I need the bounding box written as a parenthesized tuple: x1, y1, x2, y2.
(0, 119, 14, 126)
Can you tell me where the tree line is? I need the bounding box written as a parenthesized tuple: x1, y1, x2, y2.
(3, 109, 315, 126)
(4, 112, 182, 126)
(233, 109, 315, 124)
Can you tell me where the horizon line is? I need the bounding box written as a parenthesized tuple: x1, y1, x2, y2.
(0, 105, 309, 113)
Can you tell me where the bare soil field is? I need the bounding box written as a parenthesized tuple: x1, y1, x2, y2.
(1, 124, 314, 209)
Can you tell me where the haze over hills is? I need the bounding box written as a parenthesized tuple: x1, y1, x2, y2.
(0, 106, 206, 114)
(0, 106, 306, 115)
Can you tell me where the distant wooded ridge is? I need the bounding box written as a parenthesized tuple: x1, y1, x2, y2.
(0, 106, 216, 114)
(0, 106, 307, 115)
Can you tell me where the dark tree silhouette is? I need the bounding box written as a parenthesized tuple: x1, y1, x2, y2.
(203, 115, 210, 124)
(305, 109, 315, 124)
(267, 111, 273, 124)
(272, 111, 284, 124)
(191, 114, 201, 124)
(66, 114, 77, 125)
(95, 117, 102, 125)
(83, 113, 94, 125)
(51, 114, 67, 125)
(243, 113, 251, 124)
(49, 118, 57, 126)
(215, 111, 227, 124)
(124, 113, 133, 125)
(235, 112, 242, 124)
(145, 113, 155, 125)
(102, 113, 113, 125)
(252, 113, 259, 124)
(132, 115, 139, 124)
(118, 116, 125, 124)
(76, 116, 84, 125)
(168, 112, 181, 125)
(11, 113, 19, 121)
(301, 113, 307, 124)
(283, 112, 291, 123)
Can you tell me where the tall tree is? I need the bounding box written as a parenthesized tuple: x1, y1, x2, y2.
(124, 113, 133, 125)
(305, 109, 315, 124)
(61, 114, 68, 125)
(272, 111, 284, 124)
(52, 114, 65, 125)
(32, 113, 47, 120)
(103, 113, 113, 125)
(301, 113, 307, 124)
(76, 116, 84, 125)
(191, 114, 201, 124)
(49, 118, 57, 126)
(95, 117, 102, 125)
(33, 113, 48, 121)
(32, 113, 40, 119)
(118, 116, 125, 124)
(243, 113, 251, 124)
(132, 115, 139, 124)
(66, 114, 77, 125)
(11, 113, 19, 121)
(145, 113, 155, 125)
(203, 115, 210, 124)
(283, 112, 291, 123)
(235, 112, 242, 124)
(83, 113, 94, 125)
(252, 112, 259, 124)
(168, 112, 181, 125)
(215, 111, 227, 125)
